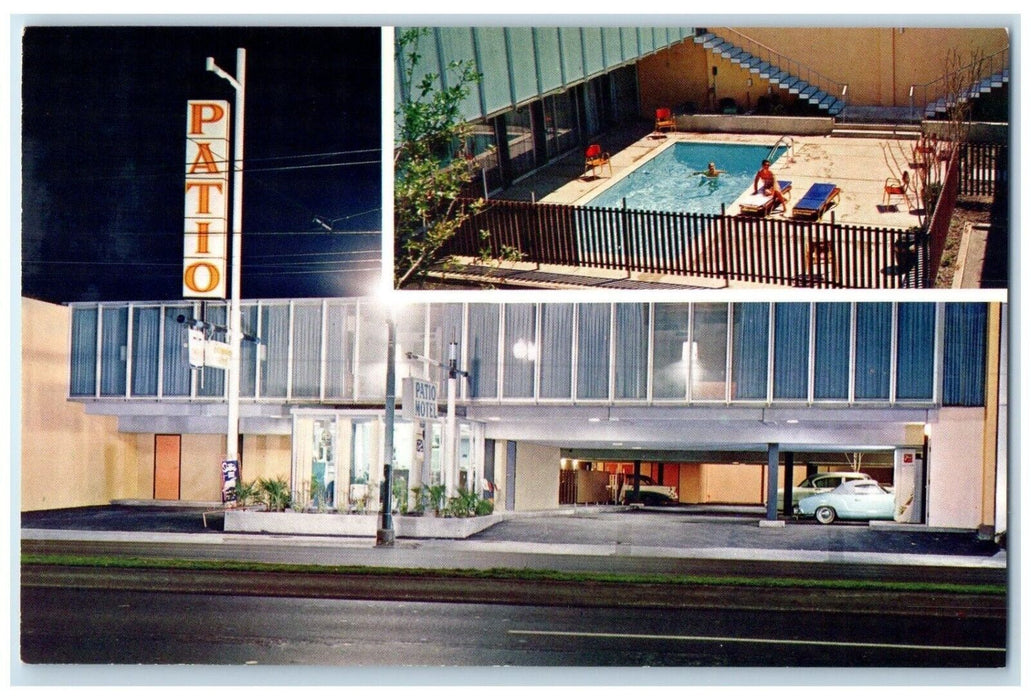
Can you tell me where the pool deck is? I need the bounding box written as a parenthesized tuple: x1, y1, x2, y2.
(438, 127, 946, 290)
(527, 130, 925, 230)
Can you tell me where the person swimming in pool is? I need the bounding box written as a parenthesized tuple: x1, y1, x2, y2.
(753, 159, 787, 211)
(694, 162, 726, 178)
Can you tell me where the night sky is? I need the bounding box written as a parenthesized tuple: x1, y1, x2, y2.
(20, 25, 382, 303)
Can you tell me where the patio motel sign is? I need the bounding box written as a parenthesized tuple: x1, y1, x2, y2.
(183, 100, 231, 298)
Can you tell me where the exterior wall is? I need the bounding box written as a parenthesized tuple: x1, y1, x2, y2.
(638, 27, 1008, 113)
(701, 463, 765, 505)
(21, 298, 140, 511)
(927, 407, 985, 529)
(179, 434, 226, 501)
(244, 434, 292, 483)
(513, 443, 561, 511)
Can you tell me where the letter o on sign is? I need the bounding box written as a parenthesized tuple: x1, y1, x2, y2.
(184, 261, 222, 294)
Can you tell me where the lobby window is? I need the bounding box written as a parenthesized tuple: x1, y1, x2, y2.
(614, 303, 649, 400)
(503, 105, 536, 179)
(854, 303, 892, 400)
(813, 303, 851, 400)
(576, 303, 611, 400)
(731, 303, 769, 401)
(543, 91, 579, 159)
(772, 303, 810, 400)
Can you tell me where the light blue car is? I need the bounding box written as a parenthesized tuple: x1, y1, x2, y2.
(795, 479, 897, 525)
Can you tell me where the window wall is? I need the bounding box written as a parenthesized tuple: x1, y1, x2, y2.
(69, 300, 989, 408)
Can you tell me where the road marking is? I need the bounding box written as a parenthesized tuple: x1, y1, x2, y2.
(507, 630, 1004, 653)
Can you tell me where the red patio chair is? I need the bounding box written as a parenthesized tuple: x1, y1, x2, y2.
(655, 107, 676, 133)
(584, 144, 611, 178)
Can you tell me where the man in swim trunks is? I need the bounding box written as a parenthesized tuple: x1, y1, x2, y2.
(695, 162, 725, 177)
(753, 159, 787, 211)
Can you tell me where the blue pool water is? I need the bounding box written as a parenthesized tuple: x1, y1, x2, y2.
(585, 141, 786, 214)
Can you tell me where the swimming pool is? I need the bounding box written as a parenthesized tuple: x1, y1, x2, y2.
(585, 141, 786, 214)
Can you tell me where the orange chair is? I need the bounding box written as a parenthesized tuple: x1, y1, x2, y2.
(584, 144, 611, 178)
(883, 171, 913, 210)
(655, 107, 676, 133)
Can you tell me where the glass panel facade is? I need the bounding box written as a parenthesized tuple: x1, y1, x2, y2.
(467, 304, 499, 399)
(943, 303, 987, 406)
(99, 306, 127, 396)
(539, 304, 573, 400)
(131, 306, 161, 397)
(260, 304, 289, 398)
(732, 303, 769, 400)
(503, 304, 536, 399)
(577, 303, 610, 400)
(162, 306, 192, 397)
(652, 303, 689, 399)
(68, 300, 989, 410)
(504, 105, 536, 179)
(896, 303, 936, 400)
(854, 303, 892, 400)
(69, 307, 97, 396)
(773, 303, 809, 400)
(813, 303, 850, 400)
(690, 303, 728, 400)
(291, 303, 323, 398)
(614, 304, 649, 400)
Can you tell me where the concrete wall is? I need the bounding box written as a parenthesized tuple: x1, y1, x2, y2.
(21, 298, 140, 511)
(676, 115, 833, 135)
(638, 27, 1008, 116)
(513, 442, 561, 511)
(927, 407, 986, 529)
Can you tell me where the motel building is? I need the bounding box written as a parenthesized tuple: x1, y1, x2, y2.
(22, 296, 1007, 539)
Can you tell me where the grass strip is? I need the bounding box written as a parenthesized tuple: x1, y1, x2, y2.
(22, 553, 1004, 596)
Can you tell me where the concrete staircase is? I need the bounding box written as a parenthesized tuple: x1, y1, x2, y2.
(693, 30, 846, 116)
(831, 121, 922, 141)
(923, 69, 1009, 118)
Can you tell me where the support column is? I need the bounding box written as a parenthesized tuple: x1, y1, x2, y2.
(782, 451, 794, 515)
(765, 443, 780, 521)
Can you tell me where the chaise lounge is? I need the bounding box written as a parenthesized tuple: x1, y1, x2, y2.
(792, 183, 841, 221)
(738, 181, 792, 216)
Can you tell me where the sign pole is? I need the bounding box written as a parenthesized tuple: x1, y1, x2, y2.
(207, 49, 246, 468)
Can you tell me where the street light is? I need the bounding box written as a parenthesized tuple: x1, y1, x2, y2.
(207, 49, 246, 470)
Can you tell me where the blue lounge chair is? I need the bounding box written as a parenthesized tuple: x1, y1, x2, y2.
(739, 180, 792, 216)
(792, 183, 841, 220)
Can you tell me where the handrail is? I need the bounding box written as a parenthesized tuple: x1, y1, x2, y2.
(767, 135, 794, 162)
(909, 46, 1009, 115)
(708, 27, 848, 102)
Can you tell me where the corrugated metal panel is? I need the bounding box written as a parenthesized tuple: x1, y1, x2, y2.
(507, 27, 539, 104)
(398, 26, 694, 123)
(534, 28, 564, 94)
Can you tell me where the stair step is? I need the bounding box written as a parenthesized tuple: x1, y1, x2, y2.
(831, 128, 920, 139)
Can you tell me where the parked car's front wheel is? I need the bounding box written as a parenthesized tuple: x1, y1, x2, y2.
(814, 505, 837, 524)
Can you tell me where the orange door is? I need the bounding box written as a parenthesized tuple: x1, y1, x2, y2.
(154, 435, 181, 500)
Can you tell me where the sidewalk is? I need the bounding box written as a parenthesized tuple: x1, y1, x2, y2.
(20, 504, 1007, 577)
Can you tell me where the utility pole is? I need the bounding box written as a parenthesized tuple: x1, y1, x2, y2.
(207, 49, 246, 467)
(378, 313, 397, 546)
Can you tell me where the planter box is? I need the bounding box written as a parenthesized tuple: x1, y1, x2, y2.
(224, 509, 502, 539)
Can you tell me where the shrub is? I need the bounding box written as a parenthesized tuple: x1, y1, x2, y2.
(256, 476, 292, 512)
